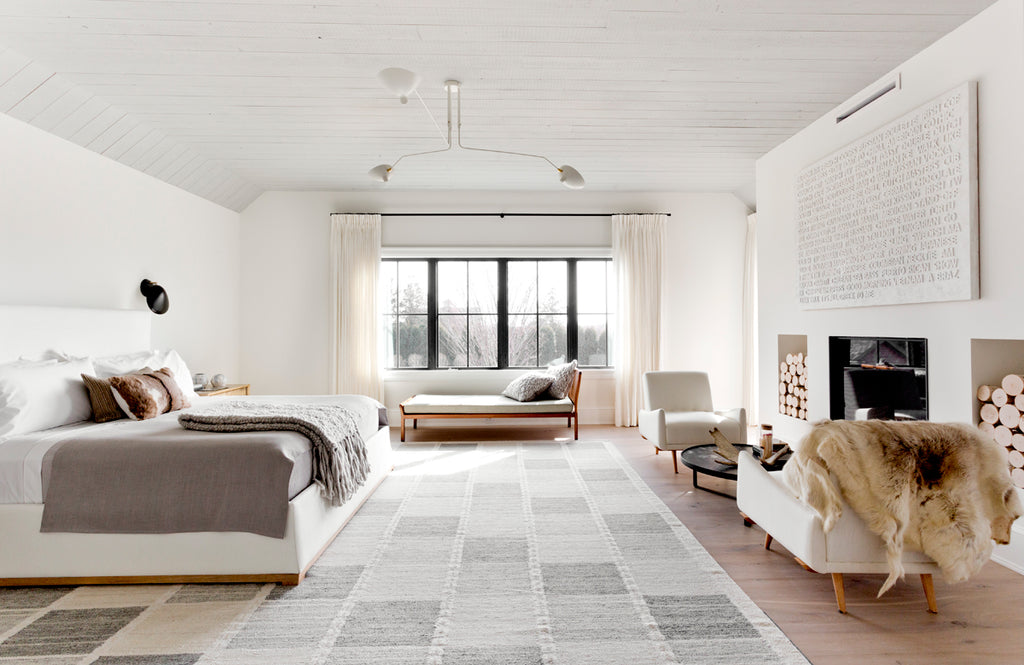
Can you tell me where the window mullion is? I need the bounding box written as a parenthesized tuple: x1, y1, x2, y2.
(427, 259, 437, 370)
(567, 260, 578, 364)
(498, 260, 508, 368)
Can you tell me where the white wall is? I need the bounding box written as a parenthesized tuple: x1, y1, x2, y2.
(755, 0, 1024, 570)
(239, 190, 749, 423)
(757, 0, 1024, 441)
(0, 112, 241, 378)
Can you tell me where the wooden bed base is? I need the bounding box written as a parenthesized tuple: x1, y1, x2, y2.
(399, 372, 582, 442)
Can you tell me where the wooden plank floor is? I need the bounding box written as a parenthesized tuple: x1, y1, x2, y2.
(395, 423, 1024, 665)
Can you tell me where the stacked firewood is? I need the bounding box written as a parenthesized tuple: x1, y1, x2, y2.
(977, 374, 1024, 489)
(779, 352, 808, 420)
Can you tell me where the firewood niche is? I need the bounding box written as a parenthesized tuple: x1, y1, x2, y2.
(778, 334, 809, 421)
(971, 338, 1024, 490)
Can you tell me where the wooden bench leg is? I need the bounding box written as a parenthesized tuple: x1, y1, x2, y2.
(400, 416, 406, 442)
(413, 419, 417, 429)
(921, 574, 938, 613)
(831, 573, 847, 614)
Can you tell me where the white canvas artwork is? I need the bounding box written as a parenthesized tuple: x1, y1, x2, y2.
(796, 82, 978, 310)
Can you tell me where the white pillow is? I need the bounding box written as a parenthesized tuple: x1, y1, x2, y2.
(91, 350, 155, 378)
(0, 358, 95, 438)
(160, 349, 197, 401)
(17, 350, 68, 363)
(0, 358, 59, 370)
(93, 349, 196, 400)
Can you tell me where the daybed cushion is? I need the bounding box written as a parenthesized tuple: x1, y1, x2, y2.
(403, 394, 574, 415)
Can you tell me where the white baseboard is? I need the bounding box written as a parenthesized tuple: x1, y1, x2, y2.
(992, 497, 1024, 575)
(992, 539, 1024, 576)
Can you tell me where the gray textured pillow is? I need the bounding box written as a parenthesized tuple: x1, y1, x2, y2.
(502, 372, 554, 402)
(546, 360, 578, 399)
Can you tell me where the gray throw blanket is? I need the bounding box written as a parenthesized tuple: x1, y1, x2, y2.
(179, 401, 370, 507)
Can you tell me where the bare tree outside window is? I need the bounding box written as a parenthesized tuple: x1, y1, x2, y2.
(380, 258, 612, 369)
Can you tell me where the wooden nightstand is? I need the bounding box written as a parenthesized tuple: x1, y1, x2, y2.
(196, 383, 250, 397)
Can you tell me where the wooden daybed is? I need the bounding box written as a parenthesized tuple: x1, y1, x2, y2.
(399, 371, 582, 441)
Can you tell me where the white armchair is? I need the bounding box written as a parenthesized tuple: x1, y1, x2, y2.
(736, 451, 941, 614)
(638, 371, 746, 473)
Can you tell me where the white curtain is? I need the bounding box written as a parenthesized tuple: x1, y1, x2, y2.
(742, 213, 759, 426)
(329, 213, 383, 400)
(613, 213, 666, 427)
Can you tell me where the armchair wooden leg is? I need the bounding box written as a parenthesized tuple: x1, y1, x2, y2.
(654, 447, 660, 455)
(921, 574, 938, 613)
(672, 451, 678, 474)
(831, 573, 847, 614)
(764, 533, 773, 550)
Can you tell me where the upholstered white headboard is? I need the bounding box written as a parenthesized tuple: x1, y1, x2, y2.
(0, 305, 151, 363)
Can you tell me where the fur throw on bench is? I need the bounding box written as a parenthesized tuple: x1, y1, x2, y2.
(783, 420, 1022, 596)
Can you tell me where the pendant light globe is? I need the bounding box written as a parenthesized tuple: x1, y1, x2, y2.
(377, 68, 421, 104)
(558, 165, 585, 189)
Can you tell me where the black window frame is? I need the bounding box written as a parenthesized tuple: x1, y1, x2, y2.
(381, 257, 613, 370)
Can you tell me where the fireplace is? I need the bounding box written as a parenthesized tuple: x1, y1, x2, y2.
(828, 336, 928, 421)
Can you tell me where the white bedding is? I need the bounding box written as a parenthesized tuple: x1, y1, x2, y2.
(0, 394, 385, 504)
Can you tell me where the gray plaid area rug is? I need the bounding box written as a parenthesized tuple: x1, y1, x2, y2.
(0, 441, 809, 665)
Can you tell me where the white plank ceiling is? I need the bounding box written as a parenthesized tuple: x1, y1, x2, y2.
(0, 0, 998, 211)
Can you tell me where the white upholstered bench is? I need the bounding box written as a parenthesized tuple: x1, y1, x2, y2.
(399, 372, 582, 441)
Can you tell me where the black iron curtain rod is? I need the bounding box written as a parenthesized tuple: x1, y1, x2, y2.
(374, 212, 671, 218)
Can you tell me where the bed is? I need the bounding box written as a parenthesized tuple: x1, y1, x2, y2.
(0, 305, 391, 586)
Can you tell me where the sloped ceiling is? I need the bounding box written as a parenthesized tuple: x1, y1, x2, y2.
(0, 0, 997, 211)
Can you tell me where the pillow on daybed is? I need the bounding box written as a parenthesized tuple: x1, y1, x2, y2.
(503, 372, 554, 402)
(0, 357, 95, 438)
(109, 367, 190, 421)
(546, 360, 578, 399)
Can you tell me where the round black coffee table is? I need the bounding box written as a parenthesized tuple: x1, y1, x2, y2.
(678, 444, 790, 498)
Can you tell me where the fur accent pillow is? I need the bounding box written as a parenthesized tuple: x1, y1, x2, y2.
(108, 367, 190, 421)
(546, 360, 578, 399)
(502, 372, 554, 402)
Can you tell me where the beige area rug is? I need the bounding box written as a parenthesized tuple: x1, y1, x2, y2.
(0, 441, 809, 664)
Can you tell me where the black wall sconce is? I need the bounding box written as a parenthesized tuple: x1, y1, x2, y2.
(140, 279, 169, 315)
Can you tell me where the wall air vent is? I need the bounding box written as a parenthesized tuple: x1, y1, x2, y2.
(835, 74, 902, 124)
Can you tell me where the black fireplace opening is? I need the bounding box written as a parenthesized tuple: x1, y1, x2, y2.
(828, 336, 928, 421)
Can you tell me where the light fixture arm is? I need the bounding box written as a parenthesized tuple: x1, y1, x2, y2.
(383, 83, 455, 177)
(372, 73, 583, 188)
(452, 86, 561, 172)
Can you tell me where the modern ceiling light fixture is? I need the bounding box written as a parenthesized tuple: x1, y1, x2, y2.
(369, 71, 585, 189)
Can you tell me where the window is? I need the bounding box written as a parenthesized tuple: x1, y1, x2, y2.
(437, 261, 498, 368)
(380, 260, 428, 368)
(381, 258, 613, 369)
